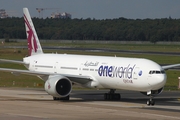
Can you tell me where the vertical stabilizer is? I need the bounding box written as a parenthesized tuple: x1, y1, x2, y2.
(23, 8, 43, 56)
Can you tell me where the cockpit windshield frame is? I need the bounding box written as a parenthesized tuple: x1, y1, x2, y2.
(149, 70, 165, 74)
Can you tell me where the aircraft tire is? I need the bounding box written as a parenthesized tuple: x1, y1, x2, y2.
(147, 100, 155, 106)
(104, 93, 108, 100)
(147, 100, 151, 106)
(104, 93, 121, 101)
(53, 95, 70, 101)
(114, 93, 121, 100)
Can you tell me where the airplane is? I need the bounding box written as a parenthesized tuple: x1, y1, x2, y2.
(0, 8, 180, 106)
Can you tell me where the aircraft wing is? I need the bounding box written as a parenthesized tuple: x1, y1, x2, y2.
(0, 68, 93, 85)
(0, 59, 24, 64)
(62, 74, 93, 84)
(162, 64, 180, 70)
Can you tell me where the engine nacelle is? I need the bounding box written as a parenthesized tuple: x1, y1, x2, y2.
(141, 87, 164, 96)
(45, 75, 72, 98)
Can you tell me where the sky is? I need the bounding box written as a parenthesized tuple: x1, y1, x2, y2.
(1, 0, 180, 19)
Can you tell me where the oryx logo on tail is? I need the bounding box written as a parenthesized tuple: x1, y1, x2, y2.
(23, 8, 43, 56)
(24, 15, 38, 56)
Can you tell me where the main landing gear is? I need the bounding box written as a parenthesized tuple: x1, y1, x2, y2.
(53, 95, 70, 101)
(147, 95, 155, 106)
(104, 89, 121, 101)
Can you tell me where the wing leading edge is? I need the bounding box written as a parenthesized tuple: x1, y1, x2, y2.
(162, 64, 180, 70)
(0, 68, 93, 85)
(0, 59, 24, 64)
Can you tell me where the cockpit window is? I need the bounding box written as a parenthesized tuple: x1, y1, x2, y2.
(149, 70, 165, 74)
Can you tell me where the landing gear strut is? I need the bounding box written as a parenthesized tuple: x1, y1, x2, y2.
(53, 95, 70, 101)
(147, 95, 155, 106)
(104, 89, 121, 101)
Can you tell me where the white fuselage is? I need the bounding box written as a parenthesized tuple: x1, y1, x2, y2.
(23, 54, 167, 92)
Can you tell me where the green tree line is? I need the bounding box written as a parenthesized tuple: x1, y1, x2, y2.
(1, 17, 180, 43)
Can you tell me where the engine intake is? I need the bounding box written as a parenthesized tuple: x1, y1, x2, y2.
(45, 75, 72, 98)
(56, 79, 71, 96)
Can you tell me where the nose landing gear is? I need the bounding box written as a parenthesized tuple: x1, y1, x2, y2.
(147, 95, 155, 106)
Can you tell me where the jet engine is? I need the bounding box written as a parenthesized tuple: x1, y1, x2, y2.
(44, 75, 72, 98)
(141, 87, 163, 96)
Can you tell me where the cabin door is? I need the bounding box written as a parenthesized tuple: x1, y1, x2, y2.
(54, 62, 59, 73)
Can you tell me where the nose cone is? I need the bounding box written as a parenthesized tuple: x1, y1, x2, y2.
(149, 74, 167, 90)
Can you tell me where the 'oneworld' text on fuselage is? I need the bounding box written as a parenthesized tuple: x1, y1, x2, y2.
(98, 64, 136, 79)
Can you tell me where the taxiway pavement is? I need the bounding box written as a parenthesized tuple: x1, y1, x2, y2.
(0, 88, 179, 120)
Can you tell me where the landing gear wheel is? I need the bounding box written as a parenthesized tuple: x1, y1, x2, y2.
(53, 95, 70, 101)
(104, 89, 121, 101)
(53, 97, 59, 100)
(62, 95, 70, 100)
(147, 95, 155, 106)
(147, 100, 151, 106)
(151, 100, 155, 106)
(104, 93, 108, 100)
(147, 100, 155, 106)
(115, 94, 121, 100)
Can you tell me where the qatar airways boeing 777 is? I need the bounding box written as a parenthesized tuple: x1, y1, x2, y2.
(0, 8, 179, 106)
